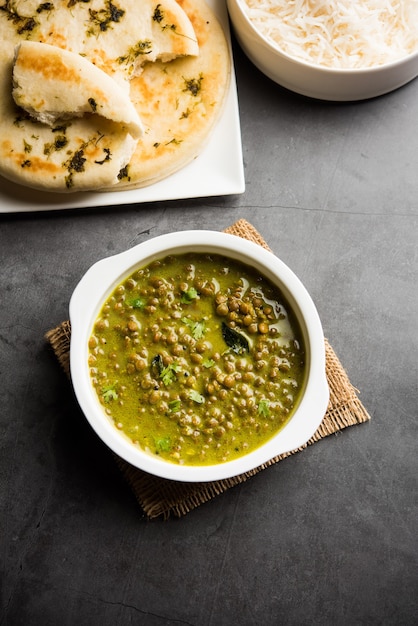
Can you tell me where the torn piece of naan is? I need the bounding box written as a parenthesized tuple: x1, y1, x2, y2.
(13, 41, 143, 138)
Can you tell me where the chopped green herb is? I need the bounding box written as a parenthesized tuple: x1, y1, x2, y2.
(0, 2, 38, 34)
(181, 287, 198, 303)
(152, 355, 180, 386)
(202, 358, 215, 369)
(258, 399, 270, 418)
(117, 40, 152, 65)
(152, 4, 164, 23)
(44, 135, 68, 156)
(162, 22, 176, 33)
(117, 165, 130, 181)
(155, 436, 171, 452)
(130, 297, 145, 309)
(102, 386, 118, 403)
(37, 3, 53, 14)
(88, 0, 125, 34)
(95, 148, 111, 165)
(183, 74, 203, 97)
(88, 97, 97, 112)
(181, 317, 206, 340)
(165, 137, 182, 146)
(18, 17, 37, 34)
(68, 149, 86, 173)
(13, 113, 31, 128)
(168, 400, 181, 413)
(67, 0, 88, 7)
(54, 136, 68, 150)
(180, 108, 191, 119)
(189, 390, 205, 404)
(161, 362, 180, 386)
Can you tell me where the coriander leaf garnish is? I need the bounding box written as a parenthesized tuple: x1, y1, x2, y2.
(130, 297, 145, 309)
(94, 148, 112, 165)
(152, 4, 164, 24)
(155, 436, 171, 452)
(117, 40, 152, 65)
(37, 3, 53, 13)
(152, 356, 180, 386)
(102, 385, 118, 403)
(160, 362, 180, 386)
(183, 74, 203, 97)
(67, 149, 86, 173)
(258, 399, 270, 418)
(87, 0, 125, 34)
(180, 287, 198, 303)
(168, 399, 181, 413)
(181, 317, 206, 339)
(117, 165, 130, 181)
(189, 390, 205, 404)
(202, 358, 215, 369)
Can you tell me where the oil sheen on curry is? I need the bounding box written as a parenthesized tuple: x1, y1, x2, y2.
(88, 253, 306, 466)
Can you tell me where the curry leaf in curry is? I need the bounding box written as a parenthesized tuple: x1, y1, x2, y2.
(222, 322, 249, 355)
(151, 354, 164, 377)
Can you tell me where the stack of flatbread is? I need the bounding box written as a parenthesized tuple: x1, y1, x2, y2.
(0, 0, 230, 192)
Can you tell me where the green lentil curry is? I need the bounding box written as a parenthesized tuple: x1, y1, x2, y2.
(88, 253, 306, 466)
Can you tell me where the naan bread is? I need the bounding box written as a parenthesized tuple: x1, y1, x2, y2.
(0, 0, 230, 193)
(0, 0, 199, 79)
(13, 41, 143, 138)
(110, 0, 231, 190)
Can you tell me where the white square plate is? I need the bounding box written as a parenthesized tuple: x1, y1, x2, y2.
(0, 0, 244, 213)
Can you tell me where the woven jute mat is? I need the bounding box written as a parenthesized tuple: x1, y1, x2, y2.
(45, 219, 371, 519)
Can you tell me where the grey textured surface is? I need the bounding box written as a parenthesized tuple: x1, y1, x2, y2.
(1, 37, 417, 626)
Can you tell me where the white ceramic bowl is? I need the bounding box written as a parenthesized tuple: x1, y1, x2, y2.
(227, 0, 418, 101)
(69, 231, 329, 482)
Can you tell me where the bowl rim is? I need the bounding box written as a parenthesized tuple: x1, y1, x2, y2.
(229, 0, 418, 75)
(69, 230, 329, 482)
